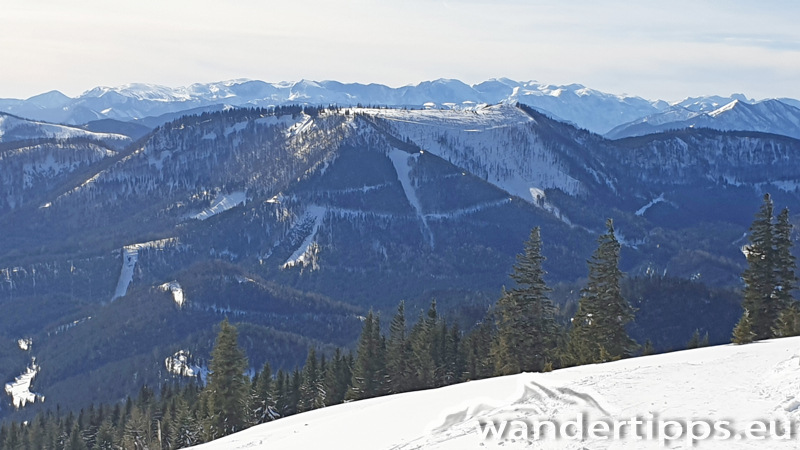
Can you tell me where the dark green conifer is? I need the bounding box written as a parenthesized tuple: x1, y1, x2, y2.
(203, 318, 249, 439)
(741, 194, 778, 339)
(566, 219, 636, 364)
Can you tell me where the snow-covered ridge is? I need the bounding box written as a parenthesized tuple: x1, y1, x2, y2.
(607, 98, 800, 140)
(363, 105, 585, 210)
(188, 337, 800, 450)
(0, 113, 130, 144)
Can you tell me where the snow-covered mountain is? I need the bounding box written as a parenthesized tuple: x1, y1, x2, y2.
(607, 98, 800, 140)
(0, 112, 130, 146)
(3, 103, 800, 414)
(0, 79, 666, 134)
(190, 337, 800, 450)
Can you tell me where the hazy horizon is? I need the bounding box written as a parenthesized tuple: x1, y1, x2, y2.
(2, 0, 799, 101)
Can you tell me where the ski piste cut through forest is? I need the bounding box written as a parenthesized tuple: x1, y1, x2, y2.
(0, 192, 797, 450)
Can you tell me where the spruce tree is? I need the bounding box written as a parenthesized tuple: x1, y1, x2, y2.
(566, 219, 636, 365)
(252, 362, 279, 424)
(385, 301, 413, 394)
(774, 207, 798, 311)
(732, 311, 756, 344)
(300, 348, 326, 411)
(203, 319, 249, 439)
(347, 312, 386, 400)
(741, 194, 778, 340)
(774, 303, 800, 338)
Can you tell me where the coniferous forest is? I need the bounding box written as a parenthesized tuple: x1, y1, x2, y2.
(1, 194, 797, 450)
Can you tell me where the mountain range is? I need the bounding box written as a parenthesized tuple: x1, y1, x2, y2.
(2, 101, 798, 418)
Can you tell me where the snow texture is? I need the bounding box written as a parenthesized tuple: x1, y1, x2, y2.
(17, 338, 32, 351)
(635, 193, 665, 216)
(188, 337, 800, 450)
(5, 358, 44, 409)
(159, 281, 185, 307)
(190, 191, 247, 221)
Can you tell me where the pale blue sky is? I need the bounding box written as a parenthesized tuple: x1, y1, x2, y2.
(1, 0, 798, 101)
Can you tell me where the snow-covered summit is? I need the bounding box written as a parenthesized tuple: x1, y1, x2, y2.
(607, 98, 800, 140)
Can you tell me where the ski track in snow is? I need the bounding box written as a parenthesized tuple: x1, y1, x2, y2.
(188, 337, 800, 450)
(388, 148, 434, 248)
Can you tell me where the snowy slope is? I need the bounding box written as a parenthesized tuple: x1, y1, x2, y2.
(362, 105, 585, 212)
(191, 337, 800, 449)
(607, 99, 800, 140)
(0, 112, 129, 144)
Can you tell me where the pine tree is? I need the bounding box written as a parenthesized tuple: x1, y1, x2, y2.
(322, 349, 351, 406)
(741, 194, 778, 340)
(408, 301, 439, 389)
(347, 312, 386, 400)
(65, 424, 87, 450)
(385, 301, 413, 394)
(774, 208, 798, 311)
(203, 319, 249, 439)
(493, 228, 558, 374)
(462, 315, 495, 381)
(774, 303, 800, 338)
(642, 339, 655, 356)
(566, 219, 637, 365)
(252, 362, 279, 424)
(732, 311, 756, 344)
(299, 348, 326, 411)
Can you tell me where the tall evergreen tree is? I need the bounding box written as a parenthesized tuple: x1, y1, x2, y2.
(252, 362, 279, 424)
(299, 348, 326, 412)
(385, 301, 413, 394)
(347, 312, 386, 400)
(774, 207, 798, 310)
(741, 194, 778, 339)
(203, 319, 249, 439)
(566, 219, 636, 364)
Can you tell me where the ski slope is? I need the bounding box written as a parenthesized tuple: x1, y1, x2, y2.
(191, 337, 800, 449)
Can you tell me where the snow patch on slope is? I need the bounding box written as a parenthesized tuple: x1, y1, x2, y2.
(635, 193, 665, 216)
(165, 350, 206, 379)
(5, 358, 44, 409)
(159, 281, 185, 307)
(112, 238, 177, 300)
(364, 105, 584, 211)
(283, 205, 326, 270)
(388, 148, 434, 247)
(17, 338, 32, 351)
(190, 191, 247, 221)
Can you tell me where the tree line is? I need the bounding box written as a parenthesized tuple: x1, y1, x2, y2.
(1, 195, 797, 449)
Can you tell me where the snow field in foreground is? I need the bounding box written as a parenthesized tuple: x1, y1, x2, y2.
(190, 337, 800, 449)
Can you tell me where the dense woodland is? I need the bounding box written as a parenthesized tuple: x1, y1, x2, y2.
(1, 193, 797, 450)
